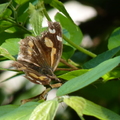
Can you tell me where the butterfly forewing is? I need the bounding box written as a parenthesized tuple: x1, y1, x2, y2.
(12, 21, 62, 85)
(36, 22, 62, 70)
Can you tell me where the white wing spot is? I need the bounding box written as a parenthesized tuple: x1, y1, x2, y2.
(27, 76, 34, 81)
(36, 80, 42, 84)
(57, 35, 62, 41)
(17, 54, 24, 60)
(49, 28, 56, 34)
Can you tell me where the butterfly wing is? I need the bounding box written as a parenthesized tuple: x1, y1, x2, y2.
(17, 21, 62, 71)
(12, 21, 62, 85)
(36, 21, 63, 71)
(12, 61, 51, 85)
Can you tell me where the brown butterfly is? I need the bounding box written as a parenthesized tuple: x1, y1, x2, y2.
(12, 21, 63, 88)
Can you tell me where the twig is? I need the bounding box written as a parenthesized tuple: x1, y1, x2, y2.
(56, 68, 78, 71)
(60, 58, 79, 70)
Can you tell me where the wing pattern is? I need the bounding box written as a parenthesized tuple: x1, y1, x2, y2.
(12, 21, 62, 85)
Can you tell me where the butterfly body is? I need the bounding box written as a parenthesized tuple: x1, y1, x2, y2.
(13, 21, 62, 86)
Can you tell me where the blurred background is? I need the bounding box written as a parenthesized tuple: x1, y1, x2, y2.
(0, 0, 120, 120)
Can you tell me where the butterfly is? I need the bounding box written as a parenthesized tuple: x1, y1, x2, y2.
(12, 21, 63, 88)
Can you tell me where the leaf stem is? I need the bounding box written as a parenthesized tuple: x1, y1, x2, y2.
(60, 58, 78, 70)
(63, 35, 97, 58)
(43, 8, 52, 21)
(42, 2, 52, 21)
(4, 18, 31, 34)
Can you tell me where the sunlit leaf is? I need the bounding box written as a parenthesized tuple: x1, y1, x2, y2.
(1, 38, 20, 56)
(84, 99, 120, 120)
(29, 99, 59, 120)
(29, 2, 44, 36)
(0, 47, 15, 60)
(0, 102, 40, 120)
(102, 67, 120, 82)
(64, 96, 86, 117)
(59, 69, 89, 80)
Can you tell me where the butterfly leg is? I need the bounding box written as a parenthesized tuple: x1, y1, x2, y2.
(21, 88, 51, 104)
(21, 82, 62, 104)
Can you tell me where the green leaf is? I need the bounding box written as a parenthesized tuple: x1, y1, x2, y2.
(0, 2, 11, 18)
(0, 28, 27, 45)
(0, 102, 40, 120)
(64, 96, 86, 117)
(17, 10, 29, 24)
(0, 20, 13, 33)
(0, 105, 18, 117)
(57, 56, 120, 96)
(108, 27, 120, 50)
(102, 67, 120, 82)
(0, 47, 15, 60)
(61, 28, 75, 60)
(83, 46, 120, 69)
(0, 8, 12, 19)
(49, 0, 73, 22)
(83, 99, 120, 120)
(1, 38, 20, 56)
(29, 2, 44, 36)
(59, 69, 89, 80)
(29, 99, 59, 120)
(15, 0, 30, 23)
(62, 45, 74, 60)
(14, 0, 29, 5)
(55, 13, 83, 48)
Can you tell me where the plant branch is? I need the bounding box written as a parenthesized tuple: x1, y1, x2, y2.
(4, 18, 31, 34)
(56, 68, 78, 71)
(63, 35, 97, 58)
(42, 2, 52, 21)
(60, 58, 79, 70)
